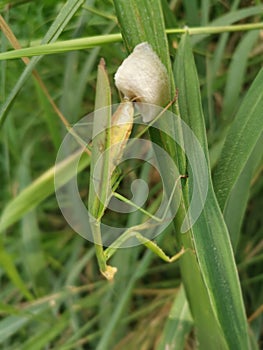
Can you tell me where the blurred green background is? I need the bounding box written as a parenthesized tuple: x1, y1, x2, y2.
(0, 1, 262, 349)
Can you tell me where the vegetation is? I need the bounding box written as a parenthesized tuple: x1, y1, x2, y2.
(0, 0, 262, 349)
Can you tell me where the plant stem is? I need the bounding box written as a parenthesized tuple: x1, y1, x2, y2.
(90, 220, 107, 273)
(166, 22, 263, 35)
(0, 23, 262, 60)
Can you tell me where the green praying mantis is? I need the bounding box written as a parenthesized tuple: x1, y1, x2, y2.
(87, 55, 187, 280)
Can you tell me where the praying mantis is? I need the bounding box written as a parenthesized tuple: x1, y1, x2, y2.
(88, 45, 187, 280)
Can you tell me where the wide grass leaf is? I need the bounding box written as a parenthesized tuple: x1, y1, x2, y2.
(175, 33, 250, 349)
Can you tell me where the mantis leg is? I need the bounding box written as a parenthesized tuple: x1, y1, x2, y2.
(101, 174, 188, 279)
(112, 174, 188, 223)
(135, 231, 185, 263)
(104, 225, 186, 268)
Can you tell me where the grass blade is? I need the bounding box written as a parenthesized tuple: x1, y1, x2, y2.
(222, 30, 260, 119)
(0, 151, 90, 233)
(88, 58, 112, 220)
(0, 243, 33, 301)
(157, 285, 193, 350)
(0, 0, 84, 126)
(213, 67, 263, 210)
(223, 135, 263, 250)
(175, 33, 250, 349)
(192, 5, 263, 45)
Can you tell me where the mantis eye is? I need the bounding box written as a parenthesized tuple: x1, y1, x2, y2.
(114, 42, 169, 122)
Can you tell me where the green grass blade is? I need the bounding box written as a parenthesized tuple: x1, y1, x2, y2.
(157, 285, 193, 350)
(205, 0, 240, 128)
(222, 30, 260, 119)
(0, 290, 71, 344)
(213, 67, 263, 210)
(175, 33, 250, 349)
(0, 33, 122, 61)
(183, 0, 200, 26)
(223, 135, 263, 250)
(113, 0, 171, 67)
(0, 151, 90, 233)
(20, 318, 67, 350)
(18, 144, 49, 295)
(0, 311, 40, 343)
(0, 242, 34, 301)
(34, 82, 61, 151)
(96, 249, 155, 350)
(192, 5, 263, 45)
(0, 0, 84, 126)
(88, 59, 112, 220)
(1, 23, 262, 62)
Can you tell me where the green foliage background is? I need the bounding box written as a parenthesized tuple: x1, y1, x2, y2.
(0, 0, 262, 349)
